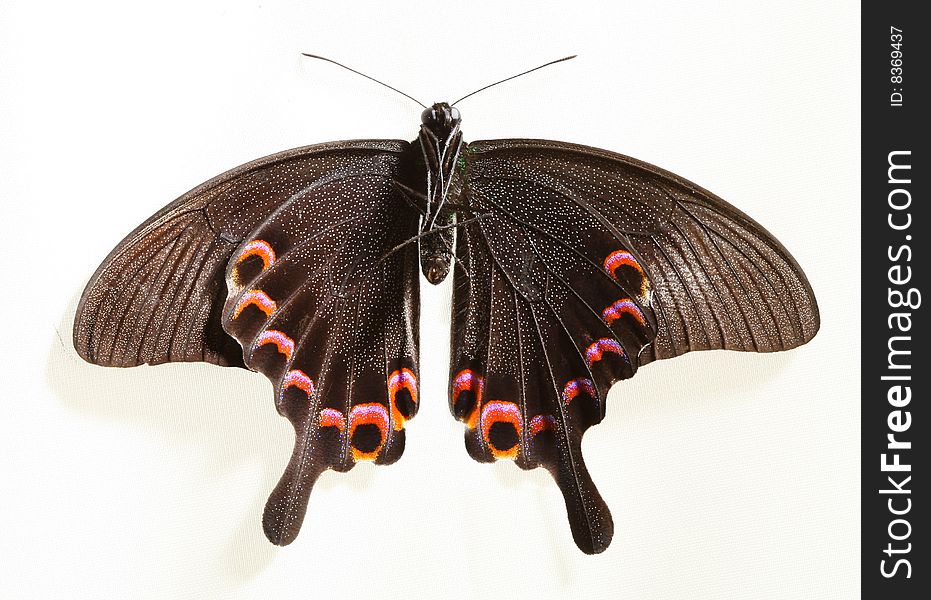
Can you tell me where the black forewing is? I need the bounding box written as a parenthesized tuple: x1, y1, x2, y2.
(450, 138, 818, 553)
(74, 140, 422, 546)
(75, 140, 410, 367)
(466, 139, 819, 360)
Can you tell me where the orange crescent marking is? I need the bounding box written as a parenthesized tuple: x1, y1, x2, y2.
(236, 239, 277, 270)
(585, 338, 626, 367)
(604, 250, 643, 276)
(602, 298, 647, 326)
(529, 414, 555, 437)
(604, 250, 651, 302)
(562, 378, 596, 406)
(319, 408, 346, 432)
(255, 330, 294, 360)
(281, 369, 314, 400)
(233, 289, 277, 319)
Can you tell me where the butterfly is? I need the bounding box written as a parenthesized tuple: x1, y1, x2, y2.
(73, 56, 819, 554)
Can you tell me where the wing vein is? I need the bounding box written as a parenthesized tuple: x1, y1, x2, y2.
(108, 223, 191, 364)
(469, 188, 649, 316)
(673, 198, 765, 351)
(524, 295, 596, 546)
(87, 217, 192, 362)
(132, 229, 202, 365)
(511, 287, 530, 459)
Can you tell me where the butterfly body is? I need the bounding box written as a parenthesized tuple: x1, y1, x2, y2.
(75, 102, 819, 554)
(410, 102, 466, 284)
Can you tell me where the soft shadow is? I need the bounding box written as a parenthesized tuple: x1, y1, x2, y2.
(48, 291, 291, 583)
(51, 282, 803, 581)
(489, 345, 797, 573)
(608, 348, 799, 423)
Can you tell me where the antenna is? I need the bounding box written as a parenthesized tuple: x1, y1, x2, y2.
(451, 55, 577, 106)
(301, 53, 427, 108)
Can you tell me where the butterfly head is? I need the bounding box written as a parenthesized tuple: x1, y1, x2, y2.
(421, 103, 461, 137)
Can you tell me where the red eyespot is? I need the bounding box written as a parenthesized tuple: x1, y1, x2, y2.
(388, 368, 418, 429)
(480, 400, 522, 460)
(348, 403, 390, 461)
(452, 369, 484, 428)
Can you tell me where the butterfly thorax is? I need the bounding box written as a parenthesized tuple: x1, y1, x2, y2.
(412, 102, 465, 285)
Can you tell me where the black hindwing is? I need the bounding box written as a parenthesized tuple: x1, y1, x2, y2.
(448, 139, 819, 553)
(75, 140, 422, 545)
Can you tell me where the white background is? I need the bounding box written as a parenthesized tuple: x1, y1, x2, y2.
(1, 1, 859, 598)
